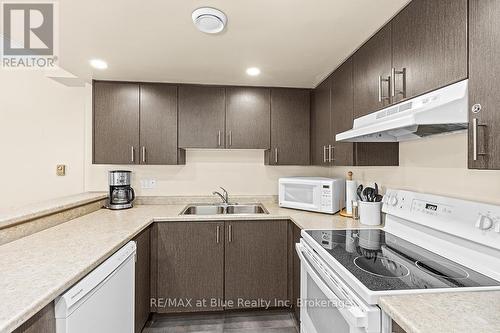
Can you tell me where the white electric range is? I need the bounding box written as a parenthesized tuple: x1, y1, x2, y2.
(296, 189, 500, 333)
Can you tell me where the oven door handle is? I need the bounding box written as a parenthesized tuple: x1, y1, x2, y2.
(296, 244, 367, 328)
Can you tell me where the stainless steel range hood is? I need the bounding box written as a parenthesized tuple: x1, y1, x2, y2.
(336, 80, 468, 142)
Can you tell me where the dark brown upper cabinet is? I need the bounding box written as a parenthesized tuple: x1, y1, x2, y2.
(93, 81, 140, 164)
(331, 59, 355, 166)
(178, 85, 226, 149)
(224, 220, 288, 309)
(331, 59, 399, 166)
(139, 84, 183, 165)
(151, 222, 225, 313)
(352, 24, 392, 118)
(226, 87, 270, 149)
(469, 0, 500, 169)
(311, 76, 332, 166)
(391, 0, 467, 103)
(268, 88, 310, 165)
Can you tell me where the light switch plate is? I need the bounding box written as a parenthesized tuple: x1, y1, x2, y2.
(56, 164, 66, 176)
(140, 179, 157, 189)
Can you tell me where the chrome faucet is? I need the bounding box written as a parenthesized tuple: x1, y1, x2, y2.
(212, 187, 229, 204)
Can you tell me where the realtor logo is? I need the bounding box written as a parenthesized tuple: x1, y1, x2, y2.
(1, 2, 58, 69)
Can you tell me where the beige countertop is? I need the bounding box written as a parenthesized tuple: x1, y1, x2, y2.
(379, 291, 500, 333)
(0, 202, 364, 333)
(0, 192, 107, 229)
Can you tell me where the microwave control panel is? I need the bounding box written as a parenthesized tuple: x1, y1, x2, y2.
(320, 184, 333, 209)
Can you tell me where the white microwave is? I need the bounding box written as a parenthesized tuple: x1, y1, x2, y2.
(279, 177, 345, 214)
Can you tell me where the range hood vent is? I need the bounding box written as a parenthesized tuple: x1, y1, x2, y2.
(336, 80, 468, 142)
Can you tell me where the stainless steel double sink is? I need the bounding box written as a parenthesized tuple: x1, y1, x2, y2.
(180, 203, 269, 215)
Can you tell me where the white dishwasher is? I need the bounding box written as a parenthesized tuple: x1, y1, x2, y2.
(55, 241, 136, 333)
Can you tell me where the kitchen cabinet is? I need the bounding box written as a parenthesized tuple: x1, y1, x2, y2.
(352, 25, 392, 118)
(392, 320, 407, 333)
(268, 88, 310, 165)
(139, 84, 184, 164)
(133, 227, 151, 333)
(93, 81, 140, 164)
(311, 76, 332, 166)
(225, 220, 288, 309)
(226, 87, 270, 149)
(468, 0, 500, 170)
(151, 222, 225, 313)
(391, 0, 467, 103)
(12, 302, 55, 333)
(178, 85, 226, 148)
(93, 81, 184, 165)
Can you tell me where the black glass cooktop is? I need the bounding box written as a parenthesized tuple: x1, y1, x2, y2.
(305, 229, 500, 291)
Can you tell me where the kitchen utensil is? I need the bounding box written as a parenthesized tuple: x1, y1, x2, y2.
(357, 185, 364, 201)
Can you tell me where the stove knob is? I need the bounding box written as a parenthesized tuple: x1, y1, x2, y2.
(475, 214, 493, 230)
(389, 196, 398, 206)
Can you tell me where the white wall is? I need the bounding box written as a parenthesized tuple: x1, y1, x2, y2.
(0, 70, 88, 210)
(330, 132, 500, 205)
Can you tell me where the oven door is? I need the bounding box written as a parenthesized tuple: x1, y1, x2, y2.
(279, 181, 323, 212)
(296, 241, 380, 333)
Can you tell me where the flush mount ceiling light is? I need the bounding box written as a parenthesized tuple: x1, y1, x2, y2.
(192, 7, 227, 34)
(89, 59, 108, 70)
(246, 67, 261, 76)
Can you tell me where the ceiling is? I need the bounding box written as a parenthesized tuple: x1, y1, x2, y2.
(59, 0, 409, 88)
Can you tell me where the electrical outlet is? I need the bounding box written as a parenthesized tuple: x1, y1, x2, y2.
(56, 164, 66, 176)
(140, 179, 157, 189)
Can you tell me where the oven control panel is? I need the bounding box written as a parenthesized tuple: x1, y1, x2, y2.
(382, 189, 500, 250)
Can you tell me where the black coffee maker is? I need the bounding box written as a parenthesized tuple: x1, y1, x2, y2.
(106, 170, 135, 210)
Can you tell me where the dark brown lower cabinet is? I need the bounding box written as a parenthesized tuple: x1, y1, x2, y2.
(225, 220, 288, 309)
(392, 320, 407, 333)
(133, 227, 151, 333)
(13, 302, 55, 333)
(151, 222, 225, 313)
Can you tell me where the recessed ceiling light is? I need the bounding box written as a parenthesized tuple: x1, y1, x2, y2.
(89, 59, 108, 70)
(192, 7, 227, 34)
(246, 67, 261, 76)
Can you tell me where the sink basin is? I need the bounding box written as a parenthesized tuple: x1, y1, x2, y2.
(180, 203, 268, 215)
(225, 204, 268, 215)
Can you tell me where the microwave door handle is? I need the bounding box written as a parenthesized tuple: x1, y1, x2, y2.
(296, 244, 368, 328)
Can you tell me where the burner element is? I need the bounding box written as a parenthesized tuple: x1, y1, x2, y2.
(354, 256, 410, 278)
(415, 260, 470, 280)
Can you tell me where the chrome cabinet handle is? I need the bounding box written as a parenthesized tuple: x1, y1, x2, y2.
(217, 131, 221, 147)
(130, 146, 135, 163)
(228, 224, 232, 242)
(328, 145, 334, 162)
(472, 118, 487, 161)
(323, 145, 327, 163)
(378, 75, 391, 102)
(216, 225, 220, 244)
(142, 146, 146, 163)
(391, 67, 406, 98)
(274, 148, 278, 164)
(228, 131, 232, 147)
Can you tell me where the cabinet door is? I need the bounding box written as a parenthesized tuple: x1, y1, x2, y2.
(353, 25, 392, 118)
(133, 228, 150, 333)
(392, 0, 467, 103)
(269, 88, 310, 165)
(226, 87, 270, 149)
(13, 302, 55, 333)
(93, 81, 140, 164)
(225, 220, 288, 309)
(178, 85, 225, 148)
(139, 84, 180, 165)
(331, 59, 355, 166)
(311, 76, 332, 166)
(469, 0, 500, 169)
(152, 222, 224, 313)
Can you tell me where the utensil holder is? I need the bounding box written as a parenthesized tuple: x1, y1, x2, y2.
(358, 201, 382, 226)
